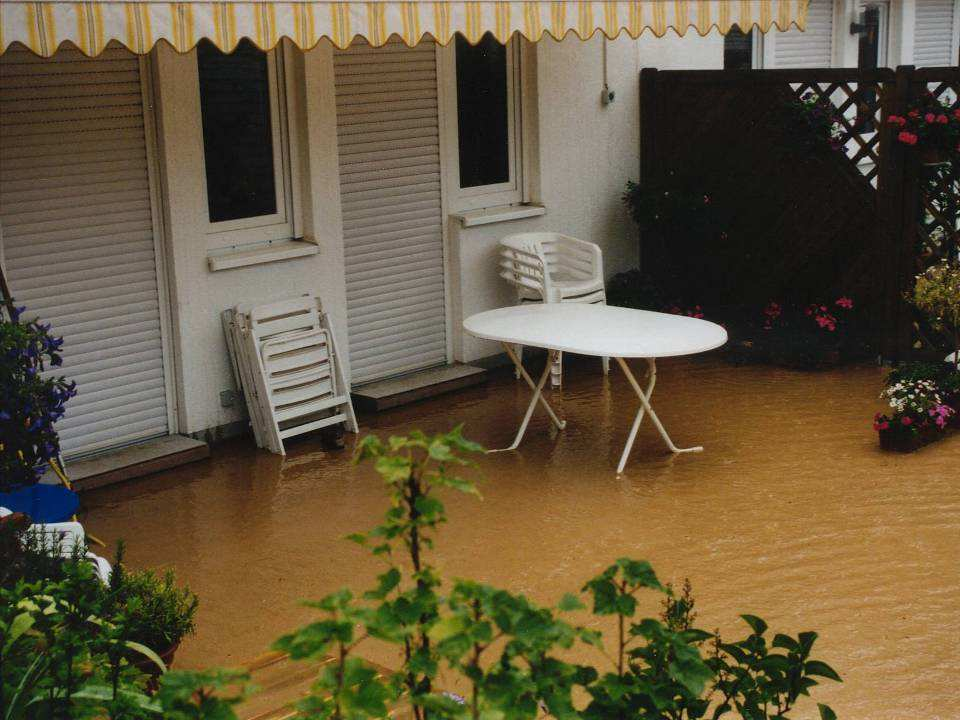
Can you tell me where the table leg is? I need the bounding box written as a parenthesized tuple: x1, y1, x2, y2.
(489, 343, 566, 453)
(615, 357, 703, 474)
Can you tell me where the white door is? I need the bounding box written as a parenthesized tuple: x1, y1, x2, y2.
(334, 39, 448, 385)
(0, 43, 170, 459)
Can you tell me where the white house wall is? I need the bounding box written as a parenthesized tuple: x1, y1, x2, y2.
(448, 34, 642, 363)
(149, 35, 642, 434)
(152, 43, 348, 436)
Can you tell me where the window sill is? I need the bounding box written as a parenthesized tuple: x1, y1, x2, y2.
(452, 203, 546, 228)
(207, 238, 318, 272)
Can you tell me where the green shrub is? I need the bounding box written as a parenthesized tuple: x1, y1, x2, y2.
(107, 543, 199, 652)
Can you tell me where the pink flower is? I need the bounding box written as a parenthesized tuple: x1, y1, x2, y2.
(901, 416, 913, 426)
(898, 131, 918, 146)
(924, 112, 937, 123)
(874, 420, 890, 431)
(954, 109, 960, 121)
(937, 114, 948, 124)
(836, 296, 854, 309)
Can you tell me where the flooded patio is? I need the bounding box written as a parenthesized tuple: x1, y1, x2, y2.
(79, 356, 959, 719)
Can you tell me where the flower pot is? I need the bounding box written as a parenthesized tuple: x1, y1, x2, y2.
(133, 641, 180, 692)
(920, 146, 949, 165)
(878, 427, 922, 453)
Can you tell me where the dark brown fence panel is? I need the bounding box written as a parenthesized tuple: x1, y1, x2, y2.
(639, 65, 959, 361)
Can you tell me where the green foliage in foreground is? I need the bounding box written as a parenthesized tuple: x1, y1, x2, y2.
(1, 427, 841, 719)
(270, 427, 840, 720)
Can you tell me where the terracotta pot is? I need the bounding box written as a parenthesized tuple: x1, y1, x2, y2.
(133, 641, 180, 692)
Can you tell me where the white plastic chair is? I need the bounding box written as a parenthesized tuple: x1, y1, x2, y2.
(499, 232, 609, 386)
(1, 507, 112, 584)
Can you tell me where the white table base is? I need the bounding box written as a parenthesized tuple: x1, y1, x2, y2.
(490, 343, 703, 472)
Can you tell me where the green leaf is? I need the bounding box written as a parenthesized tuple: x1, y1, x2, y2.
(805, 660, 842, 682)
(3, 612, 34, 652)
(616, 558, 663, 590)
(772, 633, 800, 652)
(557, 593, 585, 612)
(124, 640, 168, 673)
(740, 614, 768, 636)
(818, 704, 838, 720)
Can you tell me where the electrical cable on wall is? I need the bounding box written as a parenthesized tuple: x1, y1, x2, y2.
(601, 37, 615, 106)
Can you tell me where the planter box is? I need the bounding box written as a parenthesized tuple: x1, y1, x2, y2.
(878, 425, 953, 453)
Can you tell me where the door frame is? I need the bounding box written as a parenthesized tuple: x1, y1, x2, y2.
(139, 52, 180, 435)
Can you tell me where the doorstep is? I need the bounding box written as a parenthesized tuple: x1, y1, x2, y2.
(351, 363, 487, 413)
(67, 435, 210, 492)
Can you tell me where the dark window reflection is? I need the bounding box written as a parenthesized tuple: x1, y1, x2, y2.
(197, 39, 278, 223)
(455, 33, 510, 189)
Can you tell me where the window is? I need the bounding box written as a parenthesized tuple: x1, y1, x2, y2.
(197, 39, 292, 238)
(855, 2, 888, 70)
(444, 33, 524, 211)
(723, 27, 761, 69)
(853, 3, 889, 131)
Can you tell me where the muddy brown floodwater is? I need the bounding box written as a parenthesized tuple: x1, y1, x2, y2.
(80, 356, 959, 719)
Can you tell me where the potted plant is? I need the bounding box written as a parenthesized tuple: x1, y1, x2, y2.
(106, 543, 199, 673)
(909, 260, 960, 373)
(874, 373, 956, 452)
(887, 93, 960, 164)
(752, 297, 859, 369)
(0, 298, 79, 521)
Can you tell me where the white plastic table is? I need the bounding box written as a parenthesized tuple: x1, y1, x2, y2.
(463, 304, 728, 473)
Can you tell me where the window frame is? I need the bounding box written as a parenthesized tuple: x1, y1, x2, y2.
(197, 43, 295, 243)
(440, 35, 525, 212)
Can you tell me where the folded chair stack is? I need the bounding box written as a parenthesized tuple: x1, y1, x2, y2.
(222, 296, 358, 455)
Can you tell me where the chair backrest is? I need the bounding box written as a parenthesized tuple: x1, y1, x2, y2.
(499, 233, 602, 302)
(499, 233, 553, 302)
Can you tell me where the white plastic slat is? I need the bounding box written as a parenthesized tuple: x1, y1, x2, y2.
(0, 44, 168, 458)
(335, 39, 447, 385)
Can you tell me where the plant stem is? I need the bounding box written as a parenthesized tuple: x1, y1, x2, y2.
(471, 599, 481, 720)
(334, 641, 346, 720)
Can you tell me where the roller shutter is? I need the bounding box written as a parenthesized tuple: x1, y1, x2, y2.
(334, 39, 448, 385)
(772, 0, 834, 68)
(914, 0, 958, 68)
(0, 43, 169, 458)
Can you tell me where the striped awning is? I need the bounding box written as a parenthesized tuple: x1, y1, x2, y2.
(1, 1, 809, 58)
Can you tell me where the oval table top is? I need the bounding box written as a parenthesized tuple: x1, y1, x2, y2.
(463, 304, 727, 359)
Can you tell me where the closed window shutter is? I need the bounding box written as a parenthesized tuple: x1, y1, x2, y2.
(334, 40, 447, 385)
(772, 0, 834, 68)
(914, 0, 957, 67)
(0, 43, 168, 458)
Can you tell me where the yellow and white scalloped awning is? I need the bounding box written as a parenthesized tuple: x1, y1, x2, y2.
(1, 1, 808, 58)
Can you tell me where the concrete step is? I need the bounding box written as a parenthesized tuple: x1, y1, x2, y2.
(238, 651, 332, 720)
(351, 363, 487, 413)
(238, 651, 402, 720)
(68, 435, 209, 491)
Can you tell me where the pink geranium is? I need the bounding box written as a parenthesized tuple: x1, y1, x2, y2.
(835, 297, 854, 309)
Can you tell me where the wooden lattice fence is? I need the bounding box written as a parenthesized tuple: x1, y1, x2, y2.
(640, 65, 960, 361)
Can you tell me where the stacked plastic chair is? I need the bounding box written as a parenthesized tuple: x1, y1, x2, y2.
(222, 296, 358, 455)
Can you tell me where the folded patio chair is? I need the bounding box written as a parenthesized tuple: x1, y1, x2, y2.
(223, 296, 358, 455)
(499, 232, 609, 387)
